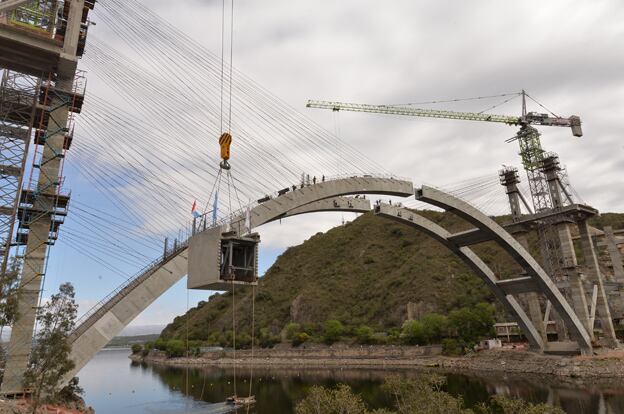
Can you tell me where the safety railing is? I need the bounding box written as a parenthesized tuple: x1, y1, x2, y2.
(7, 1, 59, 36)
(200, 172, 411, 230)
(70, 237, 191, 340)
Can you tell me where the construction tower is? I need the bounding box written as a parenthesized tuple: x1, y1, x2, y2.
(0, 0, 95, 395)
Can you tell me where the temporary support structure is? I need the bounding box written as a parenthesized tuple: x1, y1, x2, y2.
(0, 0, 95, 395)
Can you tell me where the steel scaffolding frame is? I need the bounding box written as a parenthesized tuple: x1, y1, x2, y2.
(0, 69, 38, 277)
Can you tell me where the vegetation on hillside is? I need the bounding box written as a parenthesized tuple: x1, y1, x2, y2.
(159, 210, 624, 351)
(107, 334, 160, 348)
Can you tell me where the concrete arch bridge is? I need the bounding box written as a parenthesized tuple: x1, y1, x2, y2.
(63, 174, 594, 382)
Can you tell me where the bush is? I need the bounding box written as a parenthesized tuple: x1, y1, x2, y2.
(292, 332, 310, 347)
(285, 322, 301, 340)
(488, 394, 565, 414)
(354, 325, 375, 344)
(55, 377, 84, 405)
(131, 344, 143, 354)
(302, 323, 319, 336)
(323, 320, 344, 345)
(296, 384, 370, 414)
(387, 328, 402, 344)
(165, 339, 186, 358)
(237, 332, 252, 349)
(207, 331, 221, 346)
(401, 320, 426, 345)
(441, 338, 464, 356)
(221, 330, 234, 348)
(296, 376, 565, 414)
(259, 328, 280, 348)
(154, 338, 167, 351)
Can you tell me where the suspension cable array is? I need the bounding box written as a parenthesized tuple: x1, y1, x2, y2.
(33, 0, 396, 340)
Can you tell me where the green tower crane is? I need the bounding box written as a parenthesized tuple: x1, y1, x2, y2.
(306, 91, 582, 213)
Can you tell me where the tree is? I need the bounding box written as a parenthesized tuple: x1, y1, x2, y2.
(384, 375, 471, 414)
(322, 320, 344, 345)
(296, 384, 389, 414)
(131, 344, 143, 354)
(0, 258, 22, 334)
(164, 340, 185, 358)
(23, 282, 78, 413)
(401, 320, 426, 345)
(449, 303, 495, 344)
(420, 313, 449, 344)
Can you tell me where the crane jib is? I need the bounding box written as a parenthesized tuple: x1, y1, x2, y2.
(306, 100, 582, 137)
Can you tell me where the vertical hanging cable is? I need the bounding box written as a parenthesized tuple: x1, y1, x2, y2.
(219, 0, 225, 133)
(227, 0, 235, 132)
(231, 279, 237, 397)
(247, 284, 256, 402)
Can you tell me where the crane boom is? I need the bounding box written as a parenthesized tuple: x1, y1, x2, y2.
(306, 100, 582, 137)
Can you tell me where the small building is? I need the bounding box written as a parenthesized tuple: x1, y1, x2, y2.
(475, 339, 502, 351)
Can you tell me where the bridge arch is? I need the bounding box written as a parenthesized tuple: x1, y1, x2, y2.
(373, 185, 591, 355)
(65, 177, 592, 382)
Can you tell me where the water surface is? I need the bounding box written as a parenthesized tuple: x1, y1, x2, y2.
(79, 349, 624, 413)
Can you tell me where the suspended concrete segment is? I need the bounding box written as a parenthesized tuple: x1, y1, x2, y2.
(413, 185, 593, 355)
(65, 176, 412, 382)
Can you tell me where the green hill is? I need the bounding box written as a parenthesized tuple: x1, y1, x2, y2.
(160, 210, 624, 343)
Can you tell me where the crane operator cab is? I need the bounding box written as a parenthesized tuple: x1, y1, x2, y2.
(188, 225, 259, 291)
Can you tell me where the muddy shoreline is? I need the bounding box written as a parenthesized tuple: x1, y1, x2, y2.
(129, 345, 624, 380)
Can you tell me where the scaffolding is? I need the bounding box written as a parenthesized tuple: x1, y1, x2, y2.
(5, 1, 59, 35)
(0, 69, 85, 395)
(0, 70, 38, 277)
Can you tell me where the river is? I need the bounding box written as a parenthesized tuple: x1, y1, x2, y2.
(78, 349, 624, 414)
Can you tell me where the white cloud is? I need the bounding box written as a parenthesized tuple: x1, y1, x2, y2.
(57, 0, 624, 326)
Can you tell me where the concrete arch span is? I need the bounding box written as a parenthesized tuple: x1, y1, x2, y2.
(65, 176, 413, 381)
(65, 177, 593, 384)
(375, 185, 592, 355)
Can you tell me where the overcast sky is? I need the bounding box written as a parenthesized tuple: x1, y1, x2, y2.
(42, 0, 624, 330)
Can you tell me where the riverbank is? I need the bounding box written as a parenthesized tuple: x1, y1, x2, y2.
(0, 398, 94, 414)
(130, 343, 624, 379)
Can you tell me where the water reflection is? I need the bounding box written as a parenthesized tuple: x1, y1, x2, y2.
(79, 349, 624, 414)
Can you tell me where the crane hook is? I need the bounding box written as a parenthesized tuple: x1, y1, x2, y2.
(219, 132, 232, 170)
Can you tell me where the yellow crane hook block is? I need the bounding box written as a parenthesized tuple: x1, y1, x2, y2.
(219, 132, 232, 161)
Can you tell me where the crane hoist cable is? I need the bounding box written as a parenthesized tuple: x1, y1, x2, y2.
(216, 0, 256, 405)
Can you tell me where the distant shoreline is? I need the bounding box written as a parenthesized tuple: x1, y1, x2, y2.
(129, 344, 624, 380)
